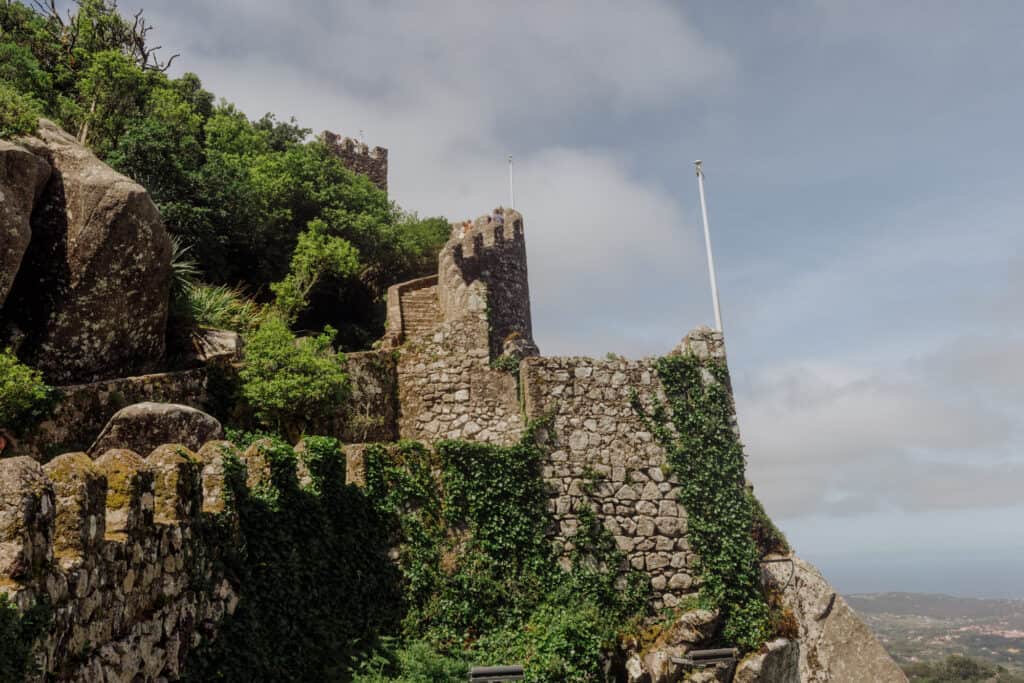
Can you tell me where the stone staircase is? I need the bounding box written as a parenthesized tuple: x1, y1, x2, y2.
(400, 284, 441, 340)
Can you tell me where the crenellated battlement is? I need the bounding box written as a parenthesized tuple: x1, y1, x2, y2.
(447, 207, 527, 258)
(439, 207, 538, 359)
(0, 437, 335, 681)
(320, 130, 388, 191)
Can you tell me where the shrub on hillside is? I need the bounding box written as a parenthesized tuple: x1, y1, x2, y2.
(0, 82, 40, 138)
(904, 654, 1024, 682)
(186, 283, 267, 334)
(238, 315, 348, 439)
(0, 349, 54, 436)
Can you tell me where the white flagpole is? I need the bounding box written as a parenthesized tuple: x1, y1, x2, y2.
(508, 155, 515, 209)
(695, 160, 723, 333)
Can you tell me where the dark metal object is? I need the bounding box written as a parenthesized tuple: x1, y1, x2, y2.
(468, 665, 525, 682)
(678, 647, 739, 664)
(671, 647, 739, 670)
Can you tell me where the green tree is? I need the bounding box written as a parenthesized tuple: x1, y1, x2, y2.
(75, 49, 148, 153)
(238, 315, 349, 440)
(271, 218, 361, 320)
(1, 0, 450, 348)
(0, 80, 41, 137)
(0, 348, 53, 434)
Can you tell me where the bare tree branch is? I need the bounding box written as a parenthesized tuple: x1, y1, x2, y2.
(30, 0, 63, 25)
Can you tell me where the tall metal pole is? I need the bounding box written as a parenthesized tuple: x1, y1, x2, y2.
(695, 160, 723, 333)
(508, 155, 515, 209)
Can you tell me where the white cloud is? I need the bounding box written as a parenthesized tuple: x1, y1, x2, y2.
(122, 0, 727, 356)
(150, 0, 734, 122)
(741, 339, 1023, 519)
(91, 2, 1024, 544)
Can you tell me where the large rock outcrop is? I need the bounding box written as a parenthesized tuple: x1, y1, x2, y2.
(765, 555, 908, 682)
(89, 402, 224, 456)
(734, 638, 800, 682)
(0, 140, 52, 308)
(3, 119, 172, 383)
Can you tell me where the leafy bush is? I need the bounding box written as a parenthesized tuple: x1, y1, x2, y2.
(168, 234, 200, 298)
(270, 218, 360, 321)
(186, 283, 267, 334)
(0, 81, 41, 138)
(238, 315, 349, 439)
(183, 437, 403, 682)
(361, 427, 649, 682)
(351, 639, 470, 683)
(633, 353, 772, 651)
(904, 655, 1024, 682)
(747, 486, 790, 556)
(0, 593, 49, 681)
(0, 349, 54, 435)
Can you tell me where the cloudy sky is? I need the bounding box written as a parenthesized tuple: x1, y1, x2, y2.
(115, 1, 1022, 597)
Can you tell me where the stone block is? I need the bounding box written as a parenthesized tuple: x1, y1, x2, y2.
(196, 441, 237, 513)
(93, 449, 154, 541)
(44, 452, 106, 562)
(0, 456, 54, 584)
(146, 445, 202, 523)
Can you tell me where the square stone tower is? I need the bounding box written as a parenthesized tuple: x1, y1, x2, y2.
(320, 130, 388, 192)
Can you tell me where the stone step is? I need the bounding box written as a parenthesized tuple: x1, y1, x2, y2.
(400, 285, 440, 339)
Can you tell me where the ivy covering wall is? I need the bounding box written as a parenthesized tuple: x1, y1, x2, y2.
(633, 352, 773, 651)
(354, 423, 650, 682)
(182, 436, 402, 682)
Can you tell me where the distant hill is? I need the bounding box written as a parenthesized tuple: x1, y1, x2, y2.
(846, 592, 1024, 675)
(849, 592, 1024, 621)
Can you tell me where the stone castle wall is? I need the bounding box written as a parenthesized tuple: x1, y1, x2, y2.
(438, 209, 538, 358)
(379, 211, 725, 607)
(0, 443, 240, 681)
(18, 351, 398, 463)
(519, 329, 727, 610)
(18, 365, 212, 459)
(320, 131, 388, 192)
(395, 314, 524, 445)
(521, 356, 694, 610)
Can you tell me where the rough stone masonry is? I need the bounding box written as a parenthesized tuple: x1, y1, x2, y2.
(366, 207, 907, 682)
(0, 197, 906, 681)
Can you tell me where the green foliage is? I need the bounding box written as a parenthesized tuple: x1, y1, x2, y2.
(183, 437, 403, 682)
(360, 427, 649, 682)
(75, 48, 148, 154)
(169, 234, 200, 298)
(0, 80, 40, 138)
(185, 283, 267, 334)
(238, 316, 349, 439)
(747, 486, 790, 556)
(489, 354, 521, 374)
(1, 0, 449, 348)
(904, 655, 1024, 682)
(0, 593, 50, 682)
(271, 218, 361, 320)
(351, 638, 470, 683)
(0, 348, 55, 434)
(633, 353, 771, 651)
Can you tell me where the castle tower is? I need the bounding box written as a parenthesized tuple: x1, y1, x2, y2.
(383, 207, 538, 359)
(438, 208, 538, 359)
(320, 130, 388, 192)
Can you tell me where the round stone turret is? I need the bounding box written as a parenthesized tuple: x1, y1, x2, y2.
(438, 207, 538, 359)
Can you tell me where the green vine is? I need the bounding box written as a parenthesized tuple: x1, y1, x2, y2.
(358, 423, 649, 682)
(0, 594, 49, 683)
(489, 354, 520, 374)
(182, 436, 402, 682)
(632, 353, 772, 651)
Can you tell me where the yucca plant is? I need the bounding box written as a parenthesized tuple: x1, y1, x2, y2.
(186, 283, 267, 334)
(169, 234, 200, 296)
